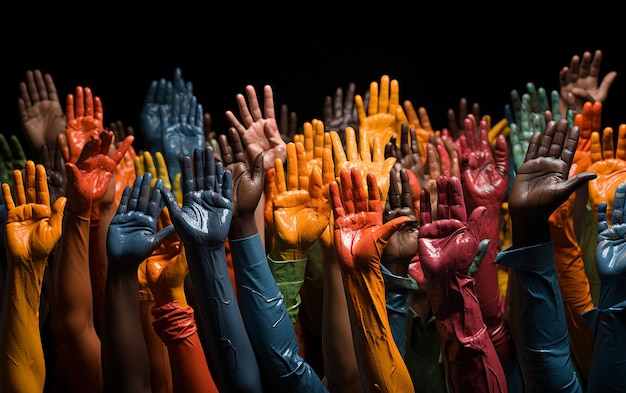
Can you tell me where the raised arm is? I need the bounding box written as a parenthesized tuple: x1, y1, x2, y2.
(0, 161, 65, 393)
(495, 118, 596, 392)
(158, 146, 262, 393)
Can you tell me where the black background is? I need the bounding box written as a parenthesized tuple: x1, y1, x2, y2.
(3, 3, 625, 157)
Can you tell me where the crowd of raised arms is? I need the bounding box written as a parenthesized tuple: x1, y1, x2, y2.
(0, 49, 623, 393)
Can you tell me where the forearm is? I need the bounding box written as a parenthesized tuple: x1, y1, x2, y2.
(102, 264, 151, 393)
(342, 265, 414, 392)
(139, 290, 172, 393)
(583, 301, 626, 392)
(152, 301, 218, 393)
(267, 254, 307, 327)
(429, 274, 507, 393)
(496, 242, 581, 392)
(0, 259, 47, 393)
(320, 243, 363, 393)
(50, 209, 103, 393)
(474, 206, 510, 365)
(230, 233, 327, 393)
(550, 219, 594, 382)
(381, 264, 417, 359)
(185, 244, 263, 393)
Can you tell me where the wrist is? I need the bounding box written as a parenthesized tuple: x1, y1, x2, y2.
(152, 286, 188, 308)
(269, 247, 308, 261)
(229, 215, 258, 239)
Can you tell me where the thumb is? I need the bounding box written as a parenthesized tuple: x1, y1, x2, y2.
(153, 225, 177, 248)
(377, 216, 412, 245)
(563, 171, 598, 197)
(466, 205, 487, 237)
(50, 197, 67, 229)
(252, 151, 265, 187)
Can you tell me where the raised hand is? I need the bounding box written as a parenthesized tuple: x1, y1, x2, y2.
(64, 130, 132, 215)
(329, 167, 414, 391)
(444, 97, 481, 141)
(219, 127, 265, 238)
(160, 146, 232, 247)
(106, 172, 175, 266)
(0, 160, 66, 393)
(323, 82, 359, 136)
(2, 160, 65, 267)
(330, 126, 396, 206)
(0, 134, 27, 188)
(225, 84, 287, 169)
(271, 141, 330, 261)
(134, 150, 181, 206)
(508, 119, 597, 246)
(18, 69, 67, 156)
(37, 140, 67, 205)
(277, 103, 299, 143)
(418, 175, 507, 393)
(587, 123, 626, 225)
(458, 114, 509, 212)
(400, 100, 435, 160)
(385, 123, 425, 187)
(356, 74, 405, 148)
(559, 50, 617, 117)
(140, 68, 194, 155)
(418, 175, 485, 301)
(64, 86, 105, 164)
(161, 93, 205, 184)
(382, 167, 419, 275)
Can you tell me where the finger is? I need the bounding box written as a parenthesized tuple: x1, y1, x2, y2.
(345, 127, 359, 162)
(378, 75, 390, 113)
(203, 146, 216, 191)
(602, 127, 614, 160)
(296, 141, 309, 191)
(611, 183, 626, 226)
(2, 183, 15, 211)
(368, 80, 379, 115)
(24, 160, 37, 204)
(447, 176, 467, 222)
(436, 176, 449, 220)
(366, 171, 381, 214)
(590, 131, 603, 163)
(339, 169, 355, 214)
(262, 85, 275, 120)
(616, 124, 626, 161)
(35, 164, 50, 207)
(330, 130, 348, 173)
(275, 158, 287, 194)
(351, 168, 367, 213)
(138, 172, 153, 213)
(50, 197, 67, 229)
(181, 155, 195, 195)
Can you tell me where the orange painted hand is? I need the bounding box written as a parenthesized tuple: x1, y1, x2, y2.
(330, 168, 411, 270)
(270, 142, 331, 261)
(2, 160, 66, 263)
(587, 124, 626, 225)
(145, 208, 188, 308)
(64, 86, 105, 164)
(572, 101, 602, 177)
(330, 126, 396, 206)
(356, 75, 404, 147)
(65, 130, 133, 214)
(299, 119, 332, 173)
(401, 100, 435, 159)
